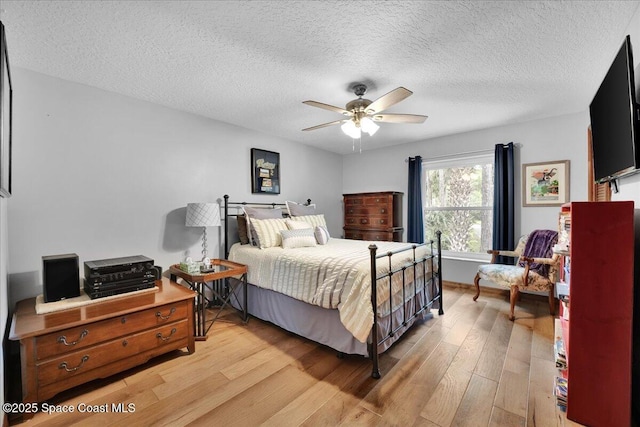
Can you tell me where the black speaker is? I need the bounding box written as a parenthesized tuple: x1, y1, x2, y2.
(43, 254, 80, 303)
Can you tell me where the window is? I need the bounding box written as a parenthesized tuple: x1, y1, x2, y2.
(423, 153, 494, 260)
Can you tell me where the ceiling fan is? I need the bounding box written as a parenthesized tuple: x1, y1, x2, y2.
(302, 83, 428, 139)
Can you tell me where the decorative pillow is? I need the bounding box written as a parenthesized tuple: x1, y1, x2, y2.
(314, 225, 330, 245)
(242, 207, 284, 245)
(285, 219, 313, 230)
(290, 214, 326, 228)
(281, 228, 317, 249)
(250, 217, 288, 248)
(286, 201, 316, 217)
(237, 215, 250, 245)
(242, 206, 283, 220)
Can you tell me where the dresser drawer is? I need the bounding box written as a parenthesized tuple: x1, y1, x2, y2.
(344, 204, 392, 217)
(36, 301, 189, 360)
(344, 230, 392, 241)
(37, 319, 188, 387)
(344, 215, 391, 227)
(363, 195, 393, 205)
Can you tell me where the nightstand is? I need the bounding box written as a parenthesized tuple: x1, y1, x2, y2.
(169, 259, 247, 340)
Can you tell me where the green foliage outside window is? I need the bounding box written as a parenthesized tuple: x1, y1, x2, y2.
(424, 163, 493, 254)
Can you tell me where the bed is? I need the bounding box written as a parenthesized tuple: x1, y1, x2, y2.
(222, 195, 443, 378)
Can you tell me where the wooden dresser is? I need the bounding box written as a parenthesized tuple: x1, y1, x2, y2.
(9, 278, 195, 415)
(343, 191, 403, 242)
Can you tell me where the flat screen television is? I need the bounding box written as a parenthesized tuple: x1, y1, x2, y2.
(589, 35, 640, 184)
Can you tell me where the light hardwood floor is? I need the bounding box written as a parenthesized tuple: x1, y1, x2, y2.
(11, 284, 583, 426)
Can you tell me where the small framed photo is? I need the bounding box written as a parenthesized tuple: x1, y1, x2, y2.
(251, 148, 280, 194)
(522, 160, 570, 207)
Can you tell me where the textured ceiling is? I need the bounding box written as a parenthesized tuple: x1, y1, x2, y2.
(1, 1, 639, 154)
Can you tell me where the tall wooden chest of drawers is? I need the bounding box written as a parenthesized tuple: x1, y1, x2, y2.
(9, 278, 195, 418)
(343, 191, 403, 242)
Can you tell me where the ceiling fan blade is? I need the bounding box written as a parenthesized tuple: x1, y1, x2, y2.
(371, 113, 428, 124)
(365, 87, 413, 114)
(302, 119, 346, 131)
(303, 100, 350, 116)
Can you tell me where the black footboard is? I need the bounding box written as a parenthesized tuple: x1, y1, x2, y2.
(369, 230, 443, 379)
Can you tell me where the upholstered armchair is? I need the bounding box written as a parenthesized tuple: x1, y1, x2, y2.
(473, 230, 559, 321)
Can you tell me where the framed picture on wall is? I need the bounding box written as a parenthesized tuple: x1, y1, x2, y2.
(251, 148, 280, 194)
(0, 21, 12, 198)
(522, 160, 570, 206)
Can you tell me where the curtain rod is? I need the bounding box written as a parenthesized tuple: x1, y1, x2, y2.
(406, 143, 521, 162)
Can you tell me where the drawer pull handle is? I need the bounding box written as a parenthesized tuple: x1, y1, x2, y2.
(59, 355, 89, 372)
(361, 219, 368, 224)
(156, 307, 176, 320)
(156, 328, 177, 342)
(58, 329, 88, 346)
(122, 340, 128, 347)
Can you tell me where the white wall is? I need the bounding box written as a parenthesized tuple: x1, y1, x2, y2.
(343, 111, 589, 285)
(6, 68, 343, 306)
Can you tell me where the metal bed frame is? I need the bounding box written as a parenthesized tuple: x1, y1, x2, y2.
(222, 194, 443, 378)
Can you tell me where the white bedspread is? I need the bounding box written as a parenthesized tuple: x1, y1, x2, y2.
(228, 238, 434, 343)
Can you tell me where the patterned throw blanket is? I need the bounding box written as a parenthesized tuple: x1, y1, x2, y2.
(229, 239, 434, 343)
(518, 229, 558, 277)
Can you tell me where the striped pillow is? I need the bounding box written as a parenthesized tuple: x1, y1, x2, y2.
(314, 226, 330, 245)
(250, 218, 288, 248)
(281, 228, 317, 249)
(285, 219, 313, 230)
(242, 206, 284, 246)
(290, 214, 326, 228)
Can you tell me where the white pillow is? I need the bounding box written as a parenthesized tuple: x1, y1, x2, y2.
(286, 219, 313, 230)
(290, 214, 326, 228)
(250, 217, 288, 248)
(314, 225, 330, 245)
(281, 229, 317, 249)
(285, 201, 316, 217)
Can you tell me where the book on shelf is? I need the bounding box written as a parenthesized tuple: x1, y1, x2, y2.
(558, 210, 571, 249)
(554, 319, 567, 369)
(554, 375, 568, 410)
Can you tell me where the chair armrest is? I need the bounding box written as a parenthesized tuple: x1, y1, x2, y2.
(521, 254, 560, 285)
(486, 249, 520, 263)
(521, 253, 560, 266)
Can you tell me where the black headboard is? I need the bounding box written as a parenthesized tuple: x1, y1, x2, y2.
(222, 195, 311, 258)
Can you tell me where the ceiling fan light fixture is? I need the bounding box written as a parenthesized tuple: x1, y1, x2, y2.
(341, 120, 361, 139)
(360, 117, 379, 136)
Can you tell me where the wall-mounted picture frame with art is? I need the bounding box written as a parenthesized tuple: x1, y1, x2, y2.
(522, 160, 570, 207)
(0, 21, 13, 198)
(251, 148, 280, 194)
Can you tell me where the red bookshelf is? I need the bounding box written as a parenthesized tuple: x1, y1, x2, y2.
(560, 201, 634, 427)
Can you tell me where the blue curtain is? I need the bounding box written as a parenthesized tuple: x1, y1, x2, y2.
(407, 156, 424, 243)
(493, 143, 515, 264)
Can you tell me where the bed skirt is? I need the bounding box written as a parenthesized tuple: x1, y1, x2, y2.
(229, 278, 435, 357)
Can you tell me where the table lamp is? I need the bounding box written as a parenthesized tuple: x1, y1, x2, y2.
(186, 202, 221, 264)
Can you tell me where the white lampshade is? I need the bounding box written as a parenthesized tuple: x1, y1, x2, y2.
(360, 117, 380, 136)
(341, 120, 361, 139)
(186, 203, 221, 227)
